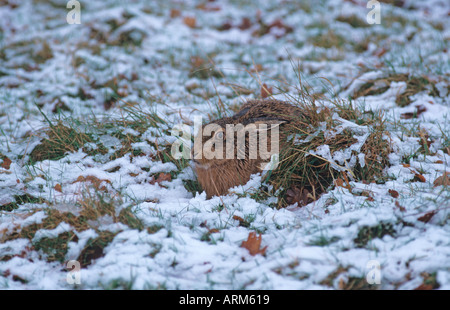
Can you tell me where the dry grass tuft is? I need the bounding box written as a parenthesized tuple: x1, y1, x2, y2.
(261, 98, 391, 208)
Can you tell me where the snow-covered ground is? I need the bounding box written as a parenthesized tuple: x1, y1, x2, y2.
(0, 0, 449, 289)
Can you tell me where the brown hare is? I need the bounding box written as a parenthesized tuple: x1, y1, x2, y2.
(192, 99, 302, 198)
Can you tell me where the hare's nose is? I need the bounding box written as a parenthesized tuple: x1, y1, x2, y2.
(192, 150, 202, 161)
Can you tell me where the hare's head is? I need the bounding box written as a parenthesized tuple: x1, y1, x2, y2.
(192, 117, 234, 169)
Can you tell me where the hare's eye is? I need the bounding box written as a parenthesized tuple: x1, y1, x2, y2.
(215, 131, 224, 140)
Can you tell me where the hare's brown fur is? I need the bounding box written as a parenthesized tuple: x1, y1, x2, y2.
(193, 99, 302, 198)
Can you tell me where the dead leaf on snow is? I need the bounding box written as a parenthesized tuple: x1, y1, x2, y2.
(73, 175, 111, 191)
(388, 189, 399, 198)
(1, 157, 11, 170)
(54, 184, 62, 193)
(150, 173, 172, 185)
(240, 232, 267, 256)
(183, 16, 197, 28)
(413, 174, 426, 183)
(395, 201, 406, 212)
(285, 186, 313, 206)
(260, 83, 273, 98)
(170, 9, 181, 18)
(418, 211, 436, 223)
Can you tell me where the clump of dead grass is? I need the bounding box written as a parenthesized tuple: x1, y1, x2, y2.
(263, 96, 391, 207)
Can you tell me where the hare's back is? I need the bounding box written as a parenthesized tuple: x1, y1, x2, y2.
(236, 99, 300, 122)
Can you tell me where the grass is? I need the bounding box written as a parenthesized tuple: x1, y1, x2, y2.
(354, 222, 396, 248)
(78, 231, 118, 268)
(261, 96, 392, 208)
(34, 231, 76, 263)
(350, 73, 441, 107)
(29, 120, 96, 163)
(319, 265, 379, 290)
(0, 194, 47, 211)
(336, 15, 370, 28)
(25, 98, 202, 204)
(28, 103, 173, 163)
(307, 235, 340, 247)
(1, 0, 448, 290)
(1, 188, 144, 265)
(339, 276, 380, 290)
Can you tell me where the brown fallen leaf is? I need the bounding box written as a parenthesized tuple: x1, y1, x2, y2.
(413, 174, 426, 183)
(416, 105, 427, 114)
(388, 189, 399, 198)
(232, 215, 245, 223)
(240, 232, 267, 256)
(418, 211, 436, 223)
(150, 173, 172, 185)
(334, 177, 351, 191)
(170, 9, 181, 18)
(400, 112, 414, 119)
(190, 55, 205, 68)
(250, 64, 264, 73)
(395, 200, 406, 212)
(200, 221, 220, 234)
(54, 184, 62, 193)
(1, 157, 11, 170)
(400, 105, 427, 119)
(260, 83, 273, 99)
(217, 21, 232, 31)
(183, 16, 197, 28)
(433, 172, 450, 187)
(238, 17, 252, 30)
(73, 175, 111, 191)
(285, 187, 313, 206)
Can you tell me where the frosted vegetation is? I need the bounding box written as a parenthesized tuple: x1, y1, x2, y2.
(0, 0, 449, 289)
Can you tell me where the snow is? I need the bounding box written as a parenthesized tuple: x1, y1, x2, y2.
(0, 0, 449, 290)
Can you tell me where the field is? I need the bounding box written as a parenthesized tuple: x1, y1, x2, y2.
(0, 0, 449, 289)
